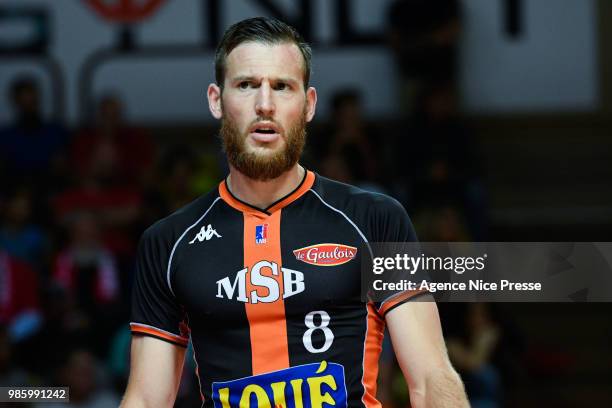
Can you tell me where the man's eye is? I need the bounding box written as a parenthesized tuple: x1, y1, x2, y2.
(275, 83, 287, 91)
(239, 81, 250, 89)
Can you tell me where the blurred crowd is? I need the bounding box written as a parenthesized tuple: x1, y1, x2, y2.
(0, 1, 522, 407)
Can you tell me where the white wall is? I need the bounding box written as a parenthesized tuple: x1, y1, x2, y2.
(460, 0, 598, 113)
(0, 0, 599, 125)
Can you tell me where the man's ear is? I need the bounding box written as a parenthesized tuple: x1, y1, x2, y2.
(305, 86, 317, 123)
(207, 83, 223, 119)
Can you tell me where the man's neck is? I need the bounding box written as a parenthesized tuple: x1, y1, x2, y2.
(227, 164, 305, 210)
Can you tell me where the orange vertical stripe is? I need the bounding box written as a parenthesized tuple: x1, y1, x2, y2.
(362, 302, 385, 408)
(243, 210, 290, 375)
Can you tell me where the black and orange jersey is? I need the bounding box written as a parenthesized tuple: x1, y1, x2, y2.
(131, 170, 421, 408)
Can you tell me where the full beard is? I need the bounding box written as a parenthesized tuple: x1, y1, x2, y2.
(221, 111, 306, 181)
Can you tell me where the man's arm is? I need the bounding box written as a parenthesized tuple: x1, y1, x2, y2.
(386, 297, 469, 408)
(121, 336, 187, 408)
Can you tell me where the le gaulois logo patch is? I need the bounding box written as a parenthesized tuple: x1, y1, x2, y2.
(293, 243, 357, 266)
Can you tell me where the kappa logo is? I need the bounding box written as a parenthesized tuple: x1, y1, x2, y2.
(294, 244, 357, 266)
(189, 224, 221, 244)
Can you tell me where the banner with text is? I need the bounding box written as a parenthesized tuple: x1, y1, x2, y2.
(362, 243, 612, 302)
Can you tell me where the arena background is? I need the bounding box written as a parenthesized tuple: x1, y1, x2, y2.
(0, 0, 611, 407)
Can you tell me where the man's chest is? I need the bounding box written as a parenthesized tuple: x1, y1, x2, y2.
(171, 209, 366, 321)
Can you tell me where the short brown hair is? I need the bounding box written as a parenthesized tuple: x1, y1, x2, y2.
(215, 17, 312, 89)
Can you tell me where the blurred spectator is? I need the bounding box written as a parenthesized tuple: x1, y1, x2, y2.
(157, 146, 201, 212)
(446, 303, 502, 408)
(0, 250, 40, 338)
(52, 174, 143, 257)
(0, 187, 49, 273)
(35, 349, 120, 408)
(397, 82, 487, 239)
(107, 325, 131, 393)
(443, 304, 525, 407)
(400, 82, 479, 193)
(71, 94, 155, 187)
(16, 284, 94, 380)
(413, 205, 471, 242)
(0, 76, 69, 192)
(191, 150, 224, 197)
(0, 325, 29, 387)
(320, 152, 388, 194)
(387, 0, 486, 239)
(387, 0, 461, 112)
(320, 154, 354, 185)
(51, 95, 154, 259)
(315, 89, 380, 184)
(52, 212, 120, 318)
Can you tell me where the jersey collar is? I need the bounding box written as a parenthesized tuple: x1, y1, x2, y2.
(219, 169, 315, 216)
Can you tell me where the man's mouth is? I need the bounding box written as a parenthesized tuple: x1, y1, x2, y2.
(254, 127, 275, 134)
(249, 122, 281, 143)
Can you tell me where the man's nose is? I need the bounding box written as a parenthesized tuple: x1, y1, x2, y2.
(255, 82, 275, 116)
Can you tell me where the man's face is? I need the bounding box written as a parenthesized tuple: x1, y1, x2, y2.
(208, 41, 317, 180)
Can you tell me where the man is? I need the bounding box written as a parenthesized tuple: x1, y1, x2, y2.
(122, 17, 468, 408)
(0, 76, 68, 190)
